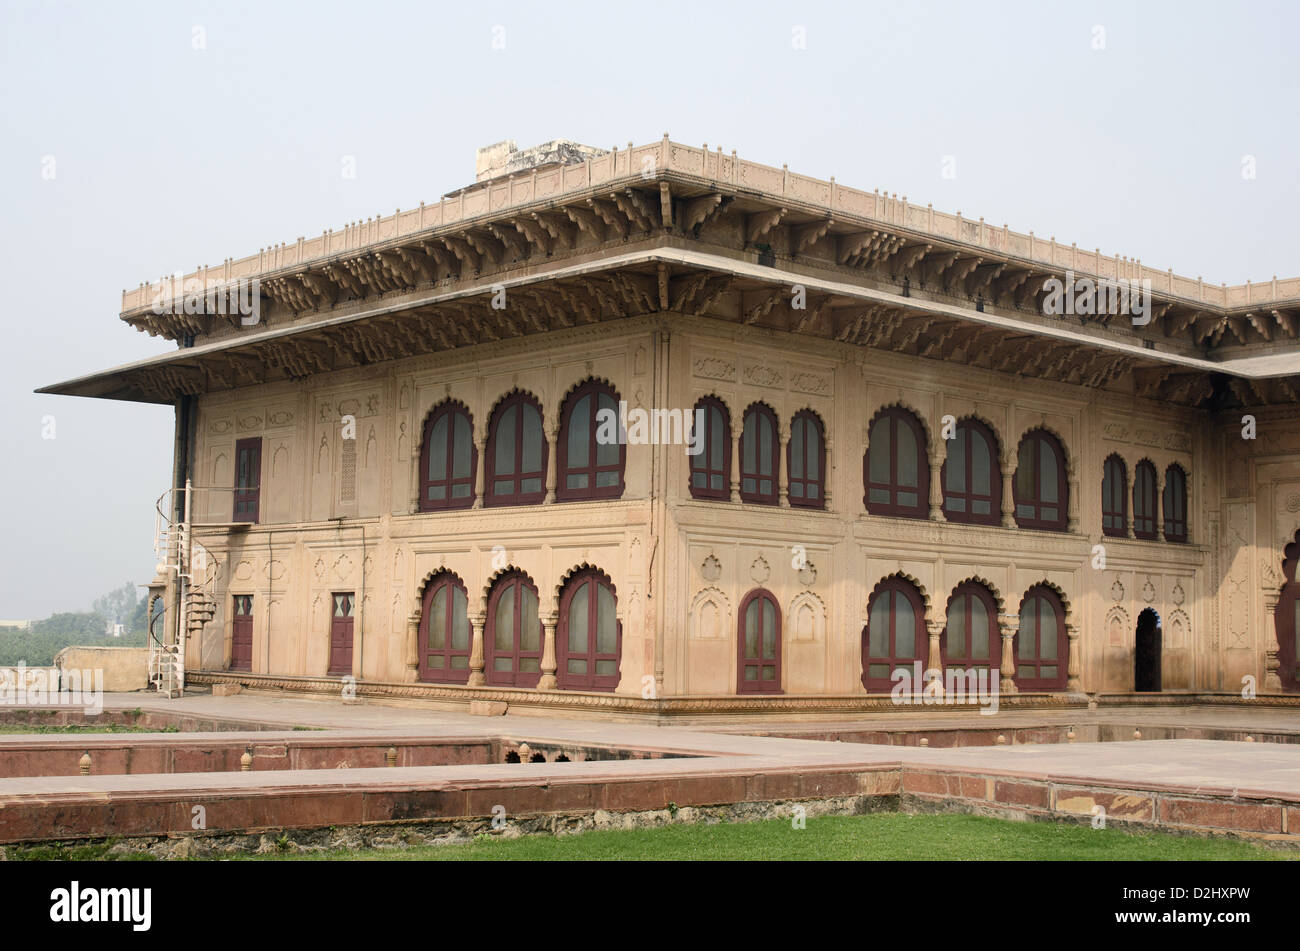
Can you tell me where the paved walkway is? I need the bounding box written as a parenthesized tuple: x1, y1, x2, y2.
(67, 692, 1300, 798)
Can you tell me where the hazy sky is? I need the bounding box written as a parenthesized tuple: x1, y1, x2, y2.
(2, 0, 1296, 618)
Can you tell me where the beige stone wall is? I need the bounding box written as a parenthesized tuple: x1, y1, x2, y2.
(53, 647, 149, 692)
(183, 314, 1297, 696)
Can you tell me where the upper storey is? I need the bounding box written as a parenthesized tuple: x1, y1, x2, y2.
(119, 135, 1300, 346)
(41, 136, 1300, 409)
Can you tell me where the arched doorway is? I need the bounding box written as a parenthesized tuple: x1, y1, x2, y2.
(1134, 608, 1161, 692)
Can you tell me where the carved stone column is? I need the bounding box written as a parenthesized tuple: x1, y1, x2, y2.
(472, 436, 487, 509)
(1000, 459, 1016, 528)
(538, 614, 558, 690)
(778, 425, 791, 508)
(823, 438, 834, 511)
(468, 612, 486, 686)
(544, 427, 558, 504)
(997, 613, 1019, 695)
(405, 613, 420, 682)
(925, 619, 945, 697)
(1265, 595, 1283, 692)
(928, 451, 945, 521)
(1066, 623, 1082, 692)
(1067, 462, 1080, 533)
(1154, 469, 1165, 540)
(729, 415, 742, 502)
(1124, 490, 1135, 538)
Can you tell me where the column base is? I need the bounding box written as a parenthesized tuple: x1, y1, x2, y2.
(537, 673, 557, 690)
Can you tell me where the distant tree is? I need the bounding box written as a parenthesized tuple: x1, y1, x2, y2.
(92, 583, 139, 629)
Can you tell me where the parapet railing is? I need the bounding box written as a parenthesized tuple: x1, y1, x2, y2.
(119, 136, 1300, 318)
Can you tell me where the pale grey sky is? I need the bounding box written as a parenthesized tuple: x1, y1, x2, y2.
(2, 0, 1295, 617)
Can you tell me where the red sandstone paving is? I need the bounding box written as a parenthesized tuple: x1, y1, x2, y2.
(0, 693, 1298, 803)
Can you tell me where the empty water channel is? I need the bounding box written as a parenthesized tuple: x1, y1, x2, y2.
(0, 708, 702, 778)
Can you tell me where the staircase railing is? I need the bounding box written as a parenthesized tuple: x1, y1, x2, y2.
(150, 481, 222, 698)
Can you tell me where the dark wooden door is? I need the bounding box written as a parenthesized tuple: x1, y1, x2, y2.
(329, 592, 355, 675)
(230, 595, 253, 671)
(233, 438, 262, 523)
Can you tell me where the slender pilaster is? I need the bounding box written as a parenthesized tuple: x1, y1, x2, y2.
(729, 414, 742, 502)
(1066, 623, 1082, 692)
(998, 613, 1019, 695)
(405, 613, 420, 682)
(1000, 459, 1016, 528)
(1067, 462, 1080, 532)
(1154, 469, 1165, 540)
(925, 619, 945, 697)
(544, 427, 558, 504)
(468, 613, 486, 686)
(778, 425, 791, 508)
(538, 614, 558, 690)
(472, 436, 486, 509)
(928, 451, 945, 521)
(822, 438, 834, 511)
(1265, 595, 1283, 692)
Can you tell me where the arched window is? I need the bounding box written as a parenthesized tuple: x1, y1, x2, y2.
(419, 402, 476, 511)
(1101, 455, 1127, 537)
(689, 397, 730, 500)
(737, 588, 782, 693)
(418, 573, 469, 683)
(1013, 429, 1067, 531)
(557, 568, 621, 692)
(1277, 532, 1300, 693)
(1163, 464, 1188, 543)
(787, 411, 826, 509)
(862, 578, 926, 692)
(485, 392, 547, 507)
(942, 418, 999, 525)
(557, 381, 624, 502)
(740, 403, 779, 505)
(942, 582, 999, 675)
(1133, 460, 1158, 540)
(1014, 586, 1067, 691)
(865, 408, 928, 519)
(485, 571, 542, 688)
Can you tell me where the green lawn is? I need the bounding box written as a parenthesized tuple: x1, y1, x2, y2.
(235, 812, 1294, 861)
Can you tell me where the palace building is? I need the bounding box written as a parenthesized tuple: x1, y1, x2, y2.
(40, 136, 1300, 715)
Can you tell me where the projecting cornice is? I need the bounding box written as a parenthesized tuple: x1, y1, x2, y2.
(118, 136, 1300, 354)
(39, 246, 1300, 407)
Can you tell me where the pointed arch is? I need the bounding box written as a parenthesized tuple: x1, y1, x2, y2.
(788, 408, 827, 509)
(1132, 457, 1159, 539)
(862, 573, 928, 692)
(690, 586, 731, 640)
(485, 389, 547, 507)
(689, 394, 731, 500)
(1163, 462, 1189, 542)
(1014, 583, 1069, 691)
(865, 405, 929, 518)
(941, 417, 1001, 525)
(484, 568, 543, 688)
(418, 399, 476, 511)
(1101, 453, 1128, 537)
(942, 579, 1000, 672)
(787, 589, 826, 642)
(738, 587, 782, 693)
(557, 379, 625, 502)
(557, 565, 621, 692)
(1013, 428, 1068, 532)
(739, 401, 780, 505)
(416, 570, 470, 683)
